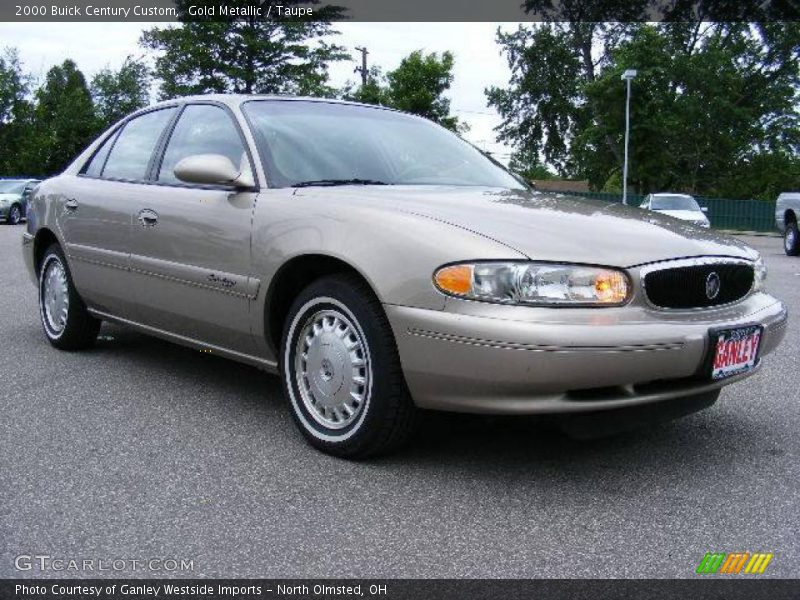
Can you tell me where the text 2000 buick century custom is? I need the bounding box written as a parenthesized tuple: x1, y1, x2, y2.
(23, 95, 788, 457)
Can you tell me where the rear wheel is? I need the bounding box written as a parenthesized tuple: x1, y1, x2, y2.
(784, 221, 800, 256)
(281, 274, 415, 458)
(38, 244, 101, 350)
(7, 204, 22, 225)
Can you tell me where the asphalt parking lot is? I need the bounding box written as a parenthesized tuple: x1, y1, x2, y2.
(0, 225, 797, 579)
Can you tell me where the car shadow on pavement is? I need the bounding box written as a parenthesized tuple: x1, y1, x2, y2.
(393, 406, 775, 487)
(92, 322, 773, 485)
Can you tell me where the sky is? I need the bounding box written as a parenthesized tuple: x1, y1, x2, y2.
(0, 21, 520, 161)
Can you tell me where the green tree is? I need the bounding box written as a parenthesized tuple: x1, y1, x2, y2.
(91, 56, 151, 126)
(0, 48, 34, 175)
(385, 50, 461, 130)
(341, 50, 464, 132)
(508, 149, 556, 182)
(487, 22, 800, 199)
(141, 0, 348, 99)
(340, 66, 390, 106)
(715, 153, 800, 200)
(22, 60, 98, 176)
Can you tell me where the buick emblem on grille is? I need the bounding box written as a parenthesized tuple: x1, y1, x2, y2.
(705, 272, 721, 300)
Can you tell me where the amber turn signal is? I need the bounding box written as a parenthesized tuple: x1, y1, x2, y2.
(434, 264, 474, 295)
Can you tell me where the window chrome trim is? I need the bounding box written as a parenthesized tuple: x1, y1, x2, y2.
(639, 256, 756, 312)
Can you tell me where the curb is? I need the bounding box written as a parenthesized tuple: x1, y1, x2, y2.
(722, 230, 779, 238)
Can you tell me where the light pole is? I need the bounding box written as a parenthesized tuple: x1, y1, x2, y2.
(621, 69, 637, 205)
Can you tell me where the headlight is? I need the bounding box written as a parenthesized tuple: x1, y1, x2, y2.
(753, 256, 767, 291)
(434, 262, 630, 306)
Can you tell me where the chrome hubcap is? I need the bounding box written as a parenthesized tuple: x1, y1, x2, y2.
(787, 227, 796, 250)
(42, 258, 69, 335)
(294, 308, 370, 429)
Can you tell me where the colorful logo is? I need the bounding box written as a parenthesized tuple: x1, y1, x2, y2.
(696, 552, 773, 574)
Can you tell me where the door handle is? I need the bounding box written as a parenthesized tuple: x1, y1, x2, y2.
(64, 198, 78, 211)
(137, 209, 158, 227)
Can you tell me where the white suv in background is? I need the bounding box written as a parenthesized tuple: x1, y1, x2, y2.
(641, 193, 711, 228)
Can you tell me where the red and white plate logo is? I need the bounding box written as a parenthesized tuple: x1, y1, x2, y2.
(711, 326, 762, 380)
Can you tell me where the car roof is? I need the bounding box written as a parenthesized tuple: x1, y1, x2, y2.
(651, 192, 694, 197)
(147, 93, 400, 113)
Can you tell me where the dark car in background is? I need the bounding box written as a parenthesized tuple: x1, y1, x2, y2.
(0, 179, 40, 225)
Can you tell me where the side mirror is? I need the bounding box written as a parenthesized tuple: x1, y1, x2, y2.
(701, 206, 708, 213)
(174, 154, 254, 189)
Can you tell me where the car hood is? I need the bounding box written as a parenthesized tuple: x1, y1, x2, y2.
(294, 186, 757, 267)
(653, 209, 708, 222)
(0, 193, 20, 201)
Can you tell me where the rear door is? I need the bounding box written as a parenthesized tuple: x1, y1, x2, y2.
(128, 102, 259, 354)
(58, 106, 178, 318)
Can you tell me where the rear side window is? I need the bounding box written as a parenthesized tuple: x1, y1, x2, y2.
(158, 104, 247, 184)
(102, 108, 177, 181)
(83, 131, 118, 177)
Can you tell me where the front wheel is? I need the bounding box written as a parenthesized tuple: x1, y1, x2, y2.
(784, 221, 800, 256)
(281, 274, 415, 458)
(6, 204, 22, 225)
(39, 244, 101, 350)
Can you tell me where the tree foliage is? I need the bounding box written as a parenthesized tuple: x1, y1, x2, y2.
(0, 48, 33, 175)
(22, 60, 98, 176)
(508, 148, 556, 181)
(341, 66, 391, 106)
(487, 22, 800, 199)
(91, 56, 151, 125)
(140, 0, 348, 99)
(342, 50, 464, 132)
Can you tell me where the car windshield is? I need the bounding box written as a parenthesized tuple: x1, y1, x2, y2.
(0, 181, 26, 194)
(242, 100, 523, 189)
(650, 195, 700, 211)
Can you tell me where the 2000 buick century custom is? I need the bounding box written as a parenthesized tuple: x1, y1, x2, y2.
(23, 95, 788, 457)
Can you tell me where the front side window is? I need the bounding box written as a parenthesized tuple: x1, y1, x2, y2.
(102, 108, 177, 181)
(242, 100, 523, 189)
(158, 104, 247, 184)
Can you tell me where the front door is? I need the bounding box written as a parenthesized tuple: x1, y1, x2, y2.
(128, 103, 259, 354)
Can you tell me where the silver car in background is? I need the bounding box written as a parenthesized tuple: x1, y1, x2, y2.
(641, 193, 711, 228)
(22, 95, 788, 457)
(0, 179, 39, 225)
(776, 192, 800, 256)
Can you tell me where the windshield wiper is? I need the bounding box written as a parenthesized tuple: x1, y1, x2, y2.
(292, 178, 391, 187)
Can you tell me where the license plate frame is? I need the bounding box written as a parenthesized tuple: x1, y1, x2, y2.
(707, 324, 763, 381)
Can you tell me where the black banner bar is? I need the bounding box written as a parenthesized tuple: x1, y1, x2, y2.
(2, 579, 799, 600)
(3, 0, 800, 23)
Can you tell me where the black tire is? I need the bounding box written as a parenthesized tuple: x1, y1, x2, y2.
(38, 244, 101, 350)
(281, 273, 415, 458)
(7, 204, 22, 225)
(784, 220, 800, 256)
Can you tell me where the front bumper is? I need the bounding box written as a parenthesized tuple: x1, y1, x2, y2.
(386, 292, 788, 414)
